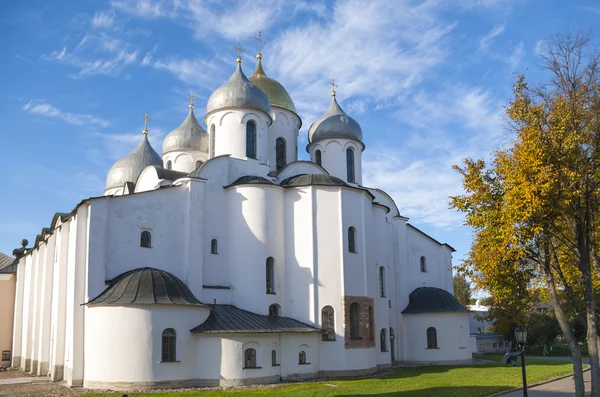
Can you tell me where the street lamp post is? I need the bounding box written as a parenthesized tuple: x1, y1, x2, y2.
(515, 327, 528, 397)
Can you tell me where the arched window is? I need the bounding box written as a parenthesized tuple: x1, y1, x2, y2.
(420, 256, 427, 272)
(271, 350, 277, 366)
(161, 328, 176, 362)
(166, 160, 172, 170)
(269, 304, 279, 316)
(379, 266, 386, 297)
(195, 160, 203, 169)
(346, 148, 355, 183)
(350, 303, 360, 339)
(348, 227, 357, 253)
(140, 231, 151, 248)
(276, 137, 286, 170)
(266, 257, 275, 294)
(380, 328, 387, 352)
(244, 348, 256, 368)
(246, 121, 257, 159)
(210, 125, 215, 157)
(298, 351, 307, 364)
(368, 306, 374, 341)
(427, 327, 438, 349)
(321, 306, 335, 341)
(210, 238, 218, 254)
(315, 150, 322, 166)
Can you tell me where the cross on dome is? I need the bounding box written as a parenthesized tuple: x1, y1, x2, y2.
(233, 44, 245, 63)
(141, 112, 151, 135)
(329, 79, 338, 97)
(187, 91, 197, 109)
(253, 31, 266, 59)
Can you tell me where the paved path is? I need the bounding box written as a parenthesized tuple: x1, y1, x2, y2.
(0, 376, 51, 385)
(501, 367, 591, 397)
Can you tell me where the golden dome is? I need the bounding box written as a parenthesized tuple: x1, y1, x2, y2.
(248, 55, 297, 114)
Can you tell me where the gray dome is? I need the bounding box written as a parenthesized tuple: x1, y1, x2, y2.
(401, 287, 468, 314)
(308, 96, 363, 144)
(205, 60, 272, 121)
(162, 108, 208, 154)
(105, 134, 162, 191)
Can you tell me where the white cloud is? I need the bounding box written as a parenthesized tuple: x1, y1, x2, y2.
(477, 22, 524, 69)
(22, 101, 109, 128)
(91, 10, 116, 28)
(478, 22, 505, 52)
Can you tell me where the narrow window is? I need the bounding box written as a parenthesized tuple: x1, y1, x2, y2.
(368, 306, 374, 341)
(427, 327, 438, 349)
(315, 149, 322, 166)
(1, 350, 11, 361)
(161, 328, 176, 362)
(380, 328, 387, 352)
(166, 160, 172, 170)
(346, 148, 355, 183)
(298, 351, 307, 364)
(379, 266, 386, 297)
(210, 125, 216, 157)
(348, 227, 356, 253)
(246, 121, 257, 159)
(420, 256, 427, 272)
(266, 257, 275, 294)
(271, 350, 277, 366)
(211, 238, 218, 254)
(140, 231, 151, 248)
(195, 160, 203, 169)
(276, 137, 286, 170)
(244, 348, 256, 368)
(350, 303, 360, 339)
(321, 306, 335, 341)
(269, 304, 279, 316)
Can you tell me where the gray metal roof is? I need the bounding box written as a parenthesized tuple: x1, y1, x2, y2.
(308, 95, 362, 144)
(191, 305, 321, 334)
(105, 134, 162, 191)
(143, 166, 189, 182)
(86, 267, 206, 307)
(402, 287, 468, 314)
(205, 60, 272, 121)
(280, 173, 348, 187)
(0, 252, 17, 274)
(225, 175, 275, 188)
(162, 108, 208, 154)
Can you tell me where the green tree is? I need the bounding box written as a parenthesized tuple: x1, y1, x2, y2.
(453, 274, 473, 308)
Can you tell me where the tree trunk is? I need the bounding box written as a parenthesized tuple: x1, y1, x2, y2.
(544, 251, 585, 396)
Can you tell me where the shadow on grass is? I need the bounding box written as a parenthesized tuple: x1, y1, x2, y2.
(333, 385, 574, 397)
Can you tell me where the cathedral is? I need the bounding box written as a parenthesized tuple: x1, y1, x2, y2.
(9, 43, 472, 390)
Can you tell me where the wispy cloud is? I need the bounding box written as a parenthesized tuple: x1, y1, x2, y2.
(478, 22, 505, 52)
(22, 101, 109, 127)
(477, 22, 524, 69)
(91, 10, 116, 28)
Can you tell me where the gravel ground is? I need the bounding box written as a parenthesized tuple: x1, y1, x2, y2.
(0, 369, 34, 379)
(0, 383, 88, 397)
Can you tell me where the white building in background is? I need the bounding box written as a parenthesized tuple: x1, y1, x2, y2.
(11, 48, 471, 390)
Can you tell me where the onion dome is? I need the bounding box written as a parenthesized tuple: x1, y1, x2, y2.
(205, 57, 272, 122)
(248, 55, 296, 115)
(401, 287, 468, 314)
(86, 267, 206, 306)
(162, 106, 208, 154)
(105, 125, 162, 191)
(308, 91, 363, 144)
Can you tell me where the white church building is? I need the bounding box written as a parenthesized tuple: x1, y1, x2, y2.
(10, 47, 471, 390)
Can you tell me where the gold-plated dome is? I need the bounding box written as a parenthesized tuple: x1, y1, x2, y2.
(248, 55, 297, 114)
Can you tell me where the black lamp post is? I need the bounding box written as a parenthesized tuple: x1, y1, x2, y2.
(515, 327, 528, 397)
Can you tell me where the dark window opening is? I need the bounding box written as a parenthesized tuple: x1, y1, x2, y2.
(321, 306, 335, 341)
(166, 160, 172, 170)
(266, 257, 275, 294)
(276, 137, 286, 170)
(368, 306, 374, 341)
(379, 266, 386, 297)
(271, 350, 277, 366)
(427, 327, 438, 349)
(420, 256, 427, 272)
(246, 121, 257, 159)
(269, 304, 279, 316)
(299, 351, 307, 364)
(350, 302, 360, 339)
(161, 328, 176, 362)
(380, 328, 387, 352)
(140, 231, 151, 248)
(315, 150, 322, 166)
(244, 348, 256, 368)
(211, 239, 218, 254)
(346, 148, 355, 183)
(348, 227, 357, 253)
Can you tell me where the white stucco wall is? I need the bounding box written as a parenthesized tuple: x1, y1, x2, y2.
(308, 139, 363, 185)
(267, 109, 300, 172)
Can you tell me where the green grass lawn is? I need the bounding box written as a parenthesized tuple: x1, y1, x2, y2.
(82, 355, 576, 397)
(528, 343, 589, 358)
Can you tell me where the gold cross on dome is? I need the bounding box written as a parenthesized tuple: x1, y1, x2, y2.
(187, 91, 197, 109)
(329, 79, 338, 97)
(233, 44, 245, 62)
(253, 31, 266, 56)
(141, 112, 151, 134)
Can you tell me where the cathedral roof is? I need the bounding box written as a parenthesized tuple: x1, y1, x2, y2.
(401, 287, 468, 314)
(162, 107, 208, 154)
(141, 166, 189, 183)
(86, 267, 206, 307)
(190, 304, 321, 334)
(0, 252, 17, 274)
(308, 94, 363, 145)
(225, 175, 275, 188)
(280, 173, 348, 187)
(105, 134, 162, 191)
(205, 58, 272, 121)
(248, 55, 297, 115)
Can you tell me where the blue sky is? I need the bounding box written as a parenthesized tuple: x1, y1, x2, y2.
(1, 0, 598, 271)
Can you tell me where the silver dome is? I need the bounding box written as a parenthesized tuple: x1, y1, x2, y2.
(105, 134, 162, 190)
(205, 60, 272, 121)
(308, 95, 363, 144)
(162, 108, 208, 154)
